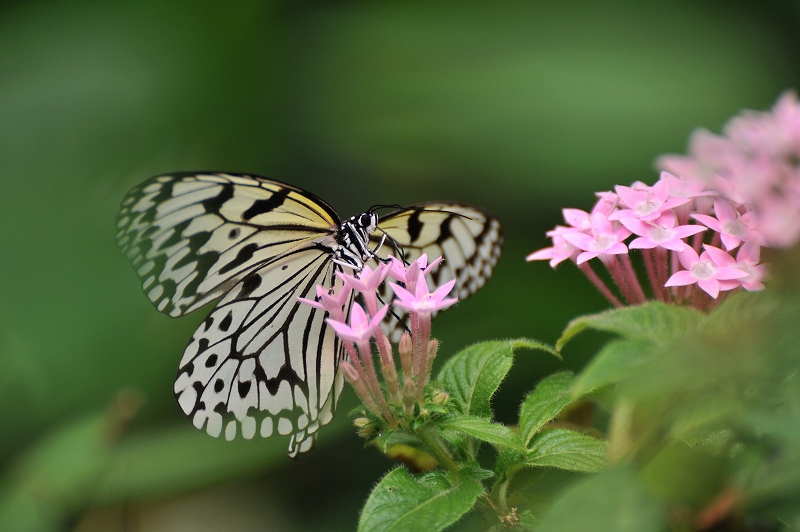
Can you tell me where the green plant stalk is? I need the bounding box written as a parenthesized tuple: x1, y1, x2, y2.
(416, 425, 461, 473)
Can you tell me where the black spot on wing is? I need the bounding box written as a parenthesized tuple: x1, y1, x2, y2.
(239, 272, 263, 298)
(201, 181, 234, 214)
(238, 380, 252, 398)
(181, 251, 222, 301)
(436, 214, 454, 244)
(219, 243, 259, 275)
(173, 232, 214, 269)
(219, 311, 233, 332)
(255, 361, 303, 395)
(242, 188, 290, 221)
(407, 210, 423, 242)
(162, 219, 191, 248)
(205, 354, 218, 367)
(158, 279, 177, 303)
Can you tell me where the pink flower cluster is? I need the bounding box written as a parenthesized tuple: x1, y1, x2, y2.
(527, 92, 800, 307)
(298, 254, 457, 426)
(527, 171, 766, 307)
(659, 91, 800, 248)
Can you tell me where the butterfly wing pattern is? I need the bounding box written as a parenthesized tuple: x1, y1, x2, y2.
(117, 172, 503, 457)
(371, 202, 503, 341)
(117, 172, 349, 456)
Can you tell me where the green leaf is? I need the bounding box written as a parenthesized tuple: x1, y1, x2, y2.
(358, 467, 483, 532)
(537, 466, 665, 531)
(519, 371, 575, 445)
(571, 338, 658, 397)
(526, 428, 608, 473)
(556, 302, 703, 351)
(437, 339, 557, 418)
(436, 415, 525, 452)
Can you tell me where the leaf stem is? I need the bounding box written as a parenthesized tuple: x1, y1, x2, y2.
(416, 425, 461, 473)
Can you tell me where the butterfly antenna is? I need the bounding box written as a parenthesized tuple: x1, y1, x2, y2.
(393, 204, 476, 221)
(368, 203, 405, 212)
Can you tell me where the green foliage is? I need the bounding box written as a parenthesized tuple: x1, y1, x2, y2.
(519, 371, 574, 445)
(357, 339, 605, 528)
(541, 284, 800, 529)
(534, 467, 666, 531)
(435, 415, 525, 452)
(358, 467, 483, 532)
(357, 280, 800, 530)
(438, 339, 557, 418)
(556, 302, 702, 350)
(525, 429, 607, 473)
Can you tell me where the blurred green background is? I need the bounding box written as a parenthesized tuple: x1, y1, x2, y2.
(1, 0, 799, 529)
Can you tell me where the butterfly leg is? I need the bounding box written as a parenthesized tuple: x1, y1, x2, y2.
(370, 234, 393, 264)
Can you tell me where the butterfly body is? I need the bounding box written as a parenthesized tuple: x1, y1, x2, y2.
(117, 172, 502, 456)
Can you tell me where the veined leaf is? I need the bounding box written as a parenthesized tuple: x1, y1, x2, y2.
(438, 339, 557, 418)
(526, 428, 608, 473)
(519, 371, 575, 445)
(358, 467, 483, 532)
(557, 302, 703, 351)
(436, 415, 525, 452)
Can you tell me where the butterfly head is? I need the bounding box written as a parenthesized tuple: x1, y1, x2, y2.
(354, 211, 379, 233)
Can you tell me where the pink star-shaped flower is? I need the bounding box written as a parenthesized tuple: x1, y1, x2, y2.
(297, 284, 353, 322)
(526, 226, 580, 267)
(610, 179, 692, 221)
(337, 262, 390, 294)
(592, 191, 620, 217)
(326, 302, 389, 344)
(387, 253, 443, 286)
(621, 211, 705, 252)
(691, 198, 757, 250)
(562, 213, 631, 264)
(389, 278, 458, 315)
(711, 241, 767, 292)
(664, 245, 748, 299)
(658, 171, 716, 202)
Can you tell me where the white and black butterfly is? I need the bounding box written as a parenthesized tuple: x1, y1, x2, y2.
(117, 172, 502, 457)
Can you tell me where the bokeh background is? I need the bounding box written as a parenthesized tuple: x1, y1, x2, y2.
(1, 1, 799, 530)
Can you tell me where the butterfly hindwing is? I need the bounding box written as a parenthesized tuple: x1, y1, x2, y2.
(116, 172, 340, 317)
(173, 246, 349, 457)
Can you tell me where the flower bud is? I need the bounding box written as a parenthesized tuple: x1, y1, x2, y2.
(431, 389, 449, 406)
(357, 426, 377, 439)
(399, 332, 414, 378)
(426, 339, 439, 374)
(353, 417, 371, 429)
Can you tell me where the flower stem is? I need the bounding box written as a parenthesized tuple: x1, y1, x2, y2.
(619, 254, 647, 303)
(605, 256, 637, 304)
(416, 425, 461, 473)
(577, 261, 623, 307)
(643, 249, 665, 301)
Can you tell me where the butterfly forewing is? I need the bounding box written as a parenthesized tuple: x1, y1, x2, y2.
(116, 172, 340, 317)
(371, 202, 503, 341)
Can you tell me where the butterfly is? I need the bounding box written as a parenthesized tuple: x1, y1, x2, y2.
(116, 172, 502, 457)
